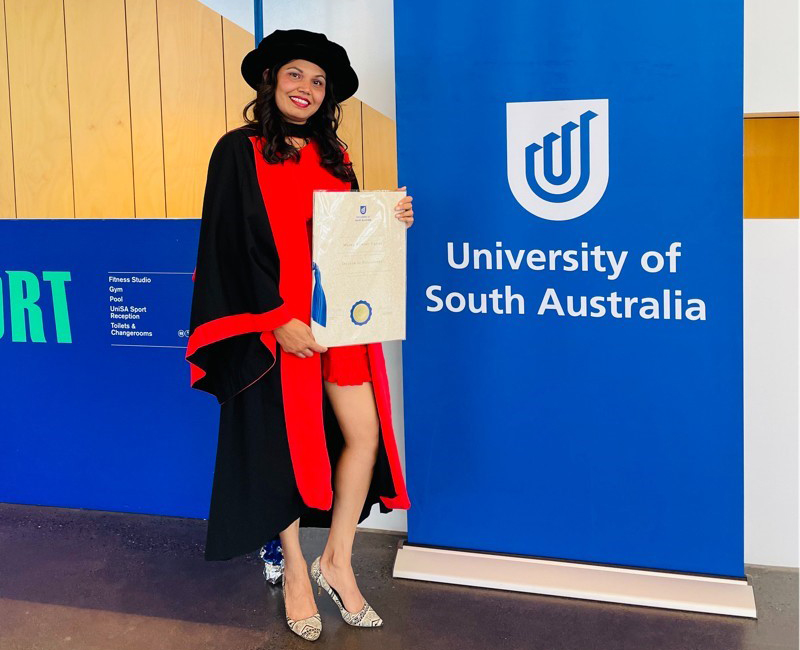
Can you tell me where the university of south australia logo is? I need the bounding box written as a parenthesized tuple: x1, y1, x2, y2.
(506, 99, 609, 221)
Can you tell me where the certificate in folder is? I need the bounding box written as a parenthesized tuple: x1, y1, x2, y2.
(311, 190, 407, 347)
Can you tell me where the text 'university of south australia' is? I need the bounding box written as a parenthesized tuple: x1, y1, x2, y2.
(425, 241, 707, 321)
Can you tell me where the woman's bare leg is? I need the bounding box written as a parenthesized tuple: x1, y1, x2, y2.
(279, 517, 318, 619)
(319, 380, 380, 613)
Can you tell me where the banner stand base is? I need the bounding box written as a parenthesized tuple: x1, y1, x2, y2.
(393, 541, 757, 618)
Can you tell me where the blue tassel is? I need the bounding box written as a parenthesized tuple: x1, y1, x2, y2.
(311, 262, 327, 326)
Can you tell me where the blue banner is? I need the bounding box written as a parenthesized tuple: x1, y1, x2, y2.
(0, 220, 216, 517)
(396, 2, 743, 576)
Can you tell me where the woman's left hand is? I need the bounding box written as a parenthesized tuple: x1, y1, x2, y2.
(395, 186, 414, 229)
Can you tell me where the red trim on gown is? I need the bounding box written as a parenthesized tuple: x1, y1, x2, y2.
(185, 305, 290, 388)
(249, 136, 410, 512)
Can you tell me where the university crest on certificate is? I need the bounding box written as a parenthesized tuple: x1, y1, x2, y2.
(311, 190, 407, 346)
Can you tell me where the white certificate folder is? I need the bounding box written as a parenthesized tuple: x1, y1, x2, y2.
(311, 189, 407, 347)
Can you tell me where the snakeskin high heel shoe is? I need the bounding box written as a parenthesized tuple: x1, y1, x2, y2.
(281, 571, 322, 641)
(310, 556, 383, 628)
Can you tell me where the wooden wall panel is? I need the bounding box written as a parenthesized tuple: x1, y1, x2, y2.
(0, 0, 15, 217)
(1, 0, 407, 219)
(744, 115, 799, 218)
(126, 0, 166, 217)
(5, 0, 73, 217)
(64, 0, 134, 217)
(361, 103, 397, 190)
(158, 0, 226, 217)
(338, 97, 363, 188)
(222, 17, 254, 131)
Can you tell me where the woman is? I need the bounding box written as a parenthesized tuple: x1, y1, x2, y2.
(185, 29, 413, 641)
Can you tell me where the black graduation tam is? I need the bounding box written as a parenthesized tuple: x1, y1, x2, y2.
(241, 28, 359, 102)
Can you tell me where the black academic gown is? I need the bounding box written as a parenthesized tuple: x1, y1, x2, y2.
(186, 125, 410, 561)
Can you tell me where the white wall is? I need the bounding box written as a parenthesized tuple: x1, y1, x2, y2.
(742, 0, 799, 568)
(744, 220, 799, 568)
(262, 1, 396, 121)
(744, 0, 799, 113)
(200, 0, 800, 566)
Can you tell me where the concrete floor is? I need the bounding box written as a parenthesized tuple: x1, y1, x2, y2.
(0, 503, 796, 650)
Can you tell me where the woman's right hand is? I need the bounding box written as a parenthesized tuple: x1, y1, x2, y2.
(274, 319, 328, 358)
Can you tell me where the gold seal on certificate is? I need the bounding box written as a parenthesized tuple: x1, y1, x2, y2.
(311, 190, 407, 347)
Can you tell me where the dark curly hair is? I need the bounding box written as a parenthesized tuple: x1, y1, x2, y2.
(242, 59, 356, 184)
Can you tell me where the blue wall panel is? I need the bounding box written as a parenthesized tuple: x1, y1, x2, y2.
(0, 220, 216, 519)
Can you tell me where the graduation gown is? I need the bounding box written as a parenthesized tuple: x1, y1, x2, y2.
(186, 125, 410, 561)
